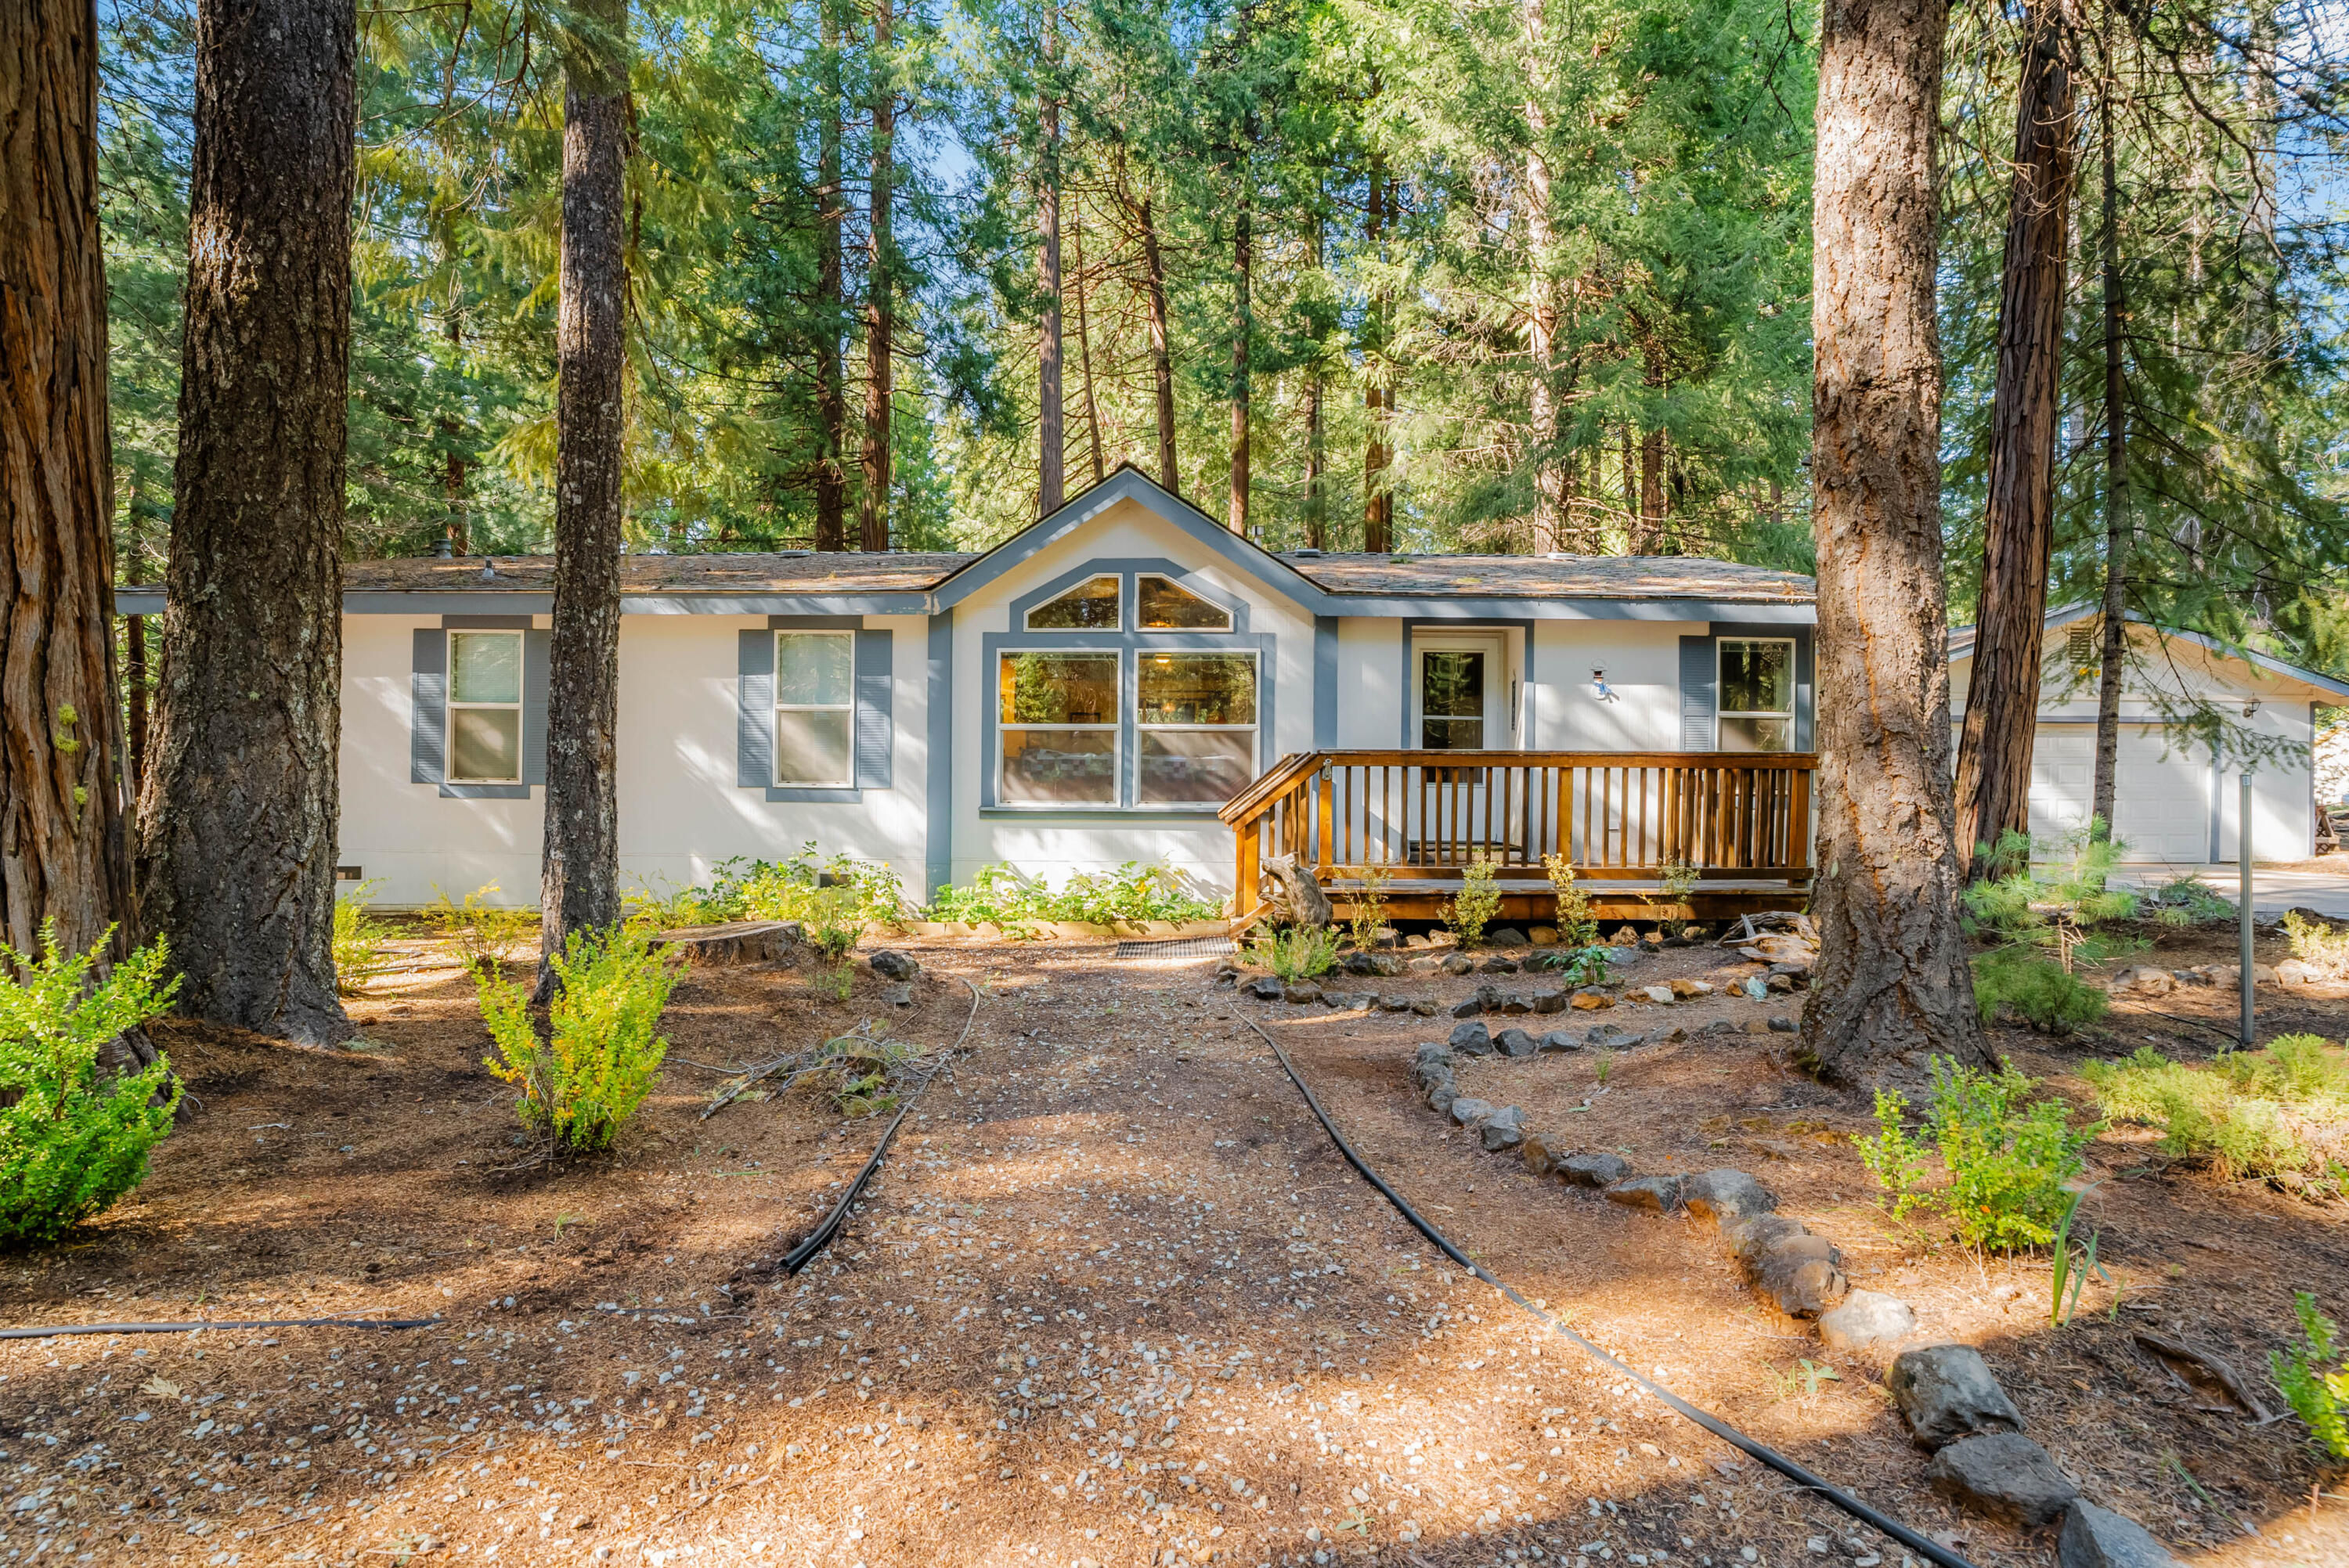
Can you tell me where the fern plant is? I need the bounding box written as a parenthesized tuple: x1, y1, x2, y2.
(0, 924, 182, 1245)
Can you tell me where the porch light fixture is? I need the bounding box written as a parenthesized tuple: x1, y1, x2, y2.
(2243, 697, 2261, 718)
(1592, 669, 1614, 701)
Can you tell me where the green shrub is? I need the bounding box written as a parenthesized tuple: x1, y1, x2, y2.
(2272, 1292, 2349, 1460)
(476, 925, 685, 1153)
(623, 874, 735, 931)
(0, 923, 182, 1245)
(1447, 856, 1503, 949)
(332, 881, 395, 997)
(1346, 865, 1391, 953)
(1539, 853, 1597, 950)
(1854, 1058, 2098, 1250)
(427, 884, 537, 975)
(711, 844, 908, 932)
(925, 860, 1221, 926)
(2082, 1036, 2349, 1183)
(1972, 949, 2109, 1034)
(2283, 910, 2349, 979)
(2142, 874, 2237, 929)
(1247, 925, 1339, 982)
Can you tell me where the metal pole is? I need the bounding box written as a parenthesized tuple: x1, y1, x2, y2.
(2239, 771, 2254, 1051)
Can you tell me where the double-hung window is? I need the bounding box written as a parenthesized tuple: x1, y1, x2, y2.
(447, 630, 524, 784)
(998, 652, 1120, 805)
(774, 631, 856, 787)
(1718, 637, 1795, 752)
(1137, 652, 1257, 805)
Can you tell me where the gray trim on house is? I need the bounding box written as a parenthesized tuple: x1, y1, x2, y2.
(1398, 618, 1538, 748)
(406, 616, 544, 800)
(1712, 621, 1816, 752)
(734, 616, 897, 802)
(925, 612, 954, 899)
(1313, 617, 1338, 748)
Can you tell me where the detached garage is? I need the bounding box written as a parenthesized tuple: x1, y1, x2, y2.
(1950, 607, 2348, 867)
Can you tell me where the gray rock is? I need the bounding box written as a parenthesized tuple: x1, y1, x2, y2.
(1449, 1021, 1493, 1054)
(1739, 977, 1770, 1000)
(1495, 992, 1536, 1016)
(1680, 1170, 1777, 1228)
(1537, 1029, 1582, 1052)
(1410, 999, 1441, 1016)
(1752, 1234, 1848, 1317)
(1244, 975, 1285, 1000)
(1450, 995, 1486, 1018)
(1480, 955, 1521, 975)
(1558, 1152, 1629, 1188)
(1698, 1018, 1740, 1037)
(1530, 989, 1570, 1015)
(1449, 1097, 1496, 1127)
(1488, 927, 1531, 948)
(1340, 950, 1376, 976)
(1406, 954, 1446, 975)
(1889, 1345, 2024, 1450)
(1650, 1025, 1687, 1044)
(1283, 980, 1325, 1004)
(1414, 1040, 1454, 1065)
(1726, 1213, 1811, 1263)
(1604, 1175, 1683, 1213)
(1378, 993, 1415, 1011)
(1494, 1027, 1539, 1058)
(881, 982, 915, 1008)
(1428, 1083, 1460, 1116)
(2059, 1502, 2181, 1568)
(868, 949, 921, 981)
(1413, 1062, 1455, 1096)
(1765, 973, 1797, 994)
(1767, 1015, 1799, 1033)
(1925, 1433, 2077, 1528)
(1480, 1107, 1526, 1150)
(1441, 953, 1475, 975)
(1362, 952, 1404, 978)
(1819, 1291, 1918, 1353)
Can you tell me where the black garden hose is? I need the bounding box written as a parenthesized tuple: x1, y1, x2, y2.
(1239, 1014, 1984, 1568)
(0, 1315, 442, 1340)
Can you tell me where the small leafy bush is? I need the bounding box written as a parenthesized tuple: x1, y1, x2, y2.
(712, 844, 908, 932)
(1964, 823, 2141, 984)
(332, 881, 395, 997)
(1346, 865, 1391, 953)
(624, 875, 735, 931)
(2273, 1291, 2349, 1460)
(1855, 1058, 2098, 1249)
(2082, 1036, 2349, 1184)
(926, 860, 1221, 926)
(476, 925, 685, 1153)
(1447, 856, 1503, 949)
(2283, 910, 2349, 979)
(0, 924, 182, 1245)
(1247, 925, 1339, 982)
(1972, 949, 2109, 1034)
(2142, 874, 2237, 929)
(1539, 852, 1597, 950)
(427, 884, 536, 975)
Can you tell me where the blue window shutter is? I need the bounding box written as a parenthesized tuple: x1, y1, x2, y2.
(855, 629, 894, 789)
(1679, 634, 1717, 752)
(411, 629, 447, 784)
(523, 628, 550, 786)
(738, 629, 775, 788)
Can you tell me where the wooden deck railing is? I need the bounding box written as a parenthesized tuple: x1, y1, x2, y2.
(1219, 750, 1817, 921)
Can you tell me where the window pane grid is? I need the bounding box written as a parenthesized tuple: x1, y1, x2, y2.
(448, 630, 524, 783)
(1137, 651, 1256, 806)
(776, 631, 855, 787)
(1718, 638, 1795, 754)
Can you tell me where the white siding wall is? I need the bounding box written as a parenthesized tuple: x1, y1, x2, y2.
(1532, 621, 1692, 750)
(337, 612, 930, 908)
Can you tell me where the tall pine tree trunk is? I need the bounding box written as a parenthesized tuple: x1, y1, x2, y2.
(1228, 194, 1250, 536)
(1362, 157, 1391, 553)
(1070, 207, 1104, 485)
(2, 0, 135, 965)
(2090, 49, 2128, 835)
(860, 0, 894, 552)
(537, 0, 628, 995)
(1953, 0, 2079, 878)
(1524, 0, 1562, 553)
(814, 0, 847, 550)
(1800, 0, 1991, 1084)
(138, 0, 354, 1044)
(1117, 160, 1179, 493)
(1037, 2, 1064, 517)
(1304, 200, 1328, 549)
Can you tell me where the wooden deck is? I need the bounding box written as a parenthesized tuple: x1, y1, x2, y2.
(1219, 750, 1817, 928)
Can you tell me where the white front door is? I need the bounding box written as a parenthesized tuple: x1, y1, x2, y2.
(1413, 632, 1510, 752)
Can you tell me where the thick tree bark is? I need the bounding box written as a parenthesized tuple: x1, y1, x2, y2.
(860, 0, 894, 551)
(1070, 207, 1104, 486)
(1953, 0, 2079, 878)
(137, 0, 353, 1045)
(536, 0, 628, 994)
(1037, 5, 1064, 517)
(1799, 0, 1992, 1085)
(125, 615, 149, 795)
(1121, 174, 1179, 493)
(2090, 62, 2128, 837)
(1, 0, 135, 967)
(1362, 158, 1392, 554)
(1524, 0, 1562, 553)
(814, 0, 847, 551)
(1228, 195, 1250, 536)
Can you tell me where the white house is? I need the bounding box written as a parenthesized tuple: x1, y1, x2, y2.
(1948, 604, 2348, 866)
(115, 469, 2338, 911)
(117, 467, 1820, 910)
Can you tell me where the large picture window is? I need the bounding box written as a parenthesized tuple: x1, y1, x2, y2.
(448, 630, 524, 783)
(775, 631, 856, 786)
(998, 652, 1120, 804)
(1137, 652, 1257, 805)
(1719, 638, 1795, 752)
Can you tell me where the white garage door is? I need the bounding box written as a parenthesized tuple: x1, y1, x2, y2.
(2025, 726, 2209, 864)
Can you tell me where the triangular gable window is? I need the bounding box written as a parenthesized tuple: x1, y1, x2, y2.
(1137, 573, 1231, 631)
(1025, 574, 1121, 630)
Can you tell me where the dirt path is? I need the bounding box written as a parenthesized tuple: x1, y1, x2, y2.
(0, 941, 2342, 1568)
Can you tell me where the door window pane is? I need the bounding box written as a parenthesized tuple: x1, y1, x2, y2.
(1000, 653, 1117, 724)
(451, 708, 521, 782)
(1025, 575, 1122, 630)
(777, 708, 853, 784)
(1137, 654, 1256, 725)
(1139, 731, 1254, 804)
(1420, 651, 1485, 750)
(1720, 640, 1792, 715)
(1136, 575, 1232, 630)
(1719, 716, 1792, 753)
(1001, 729, 1117, 804)
(450, 631, 521, 705)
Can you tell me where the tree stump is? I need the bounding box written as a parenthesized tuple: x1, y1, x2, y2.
(1264, 854, 1333, 929)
